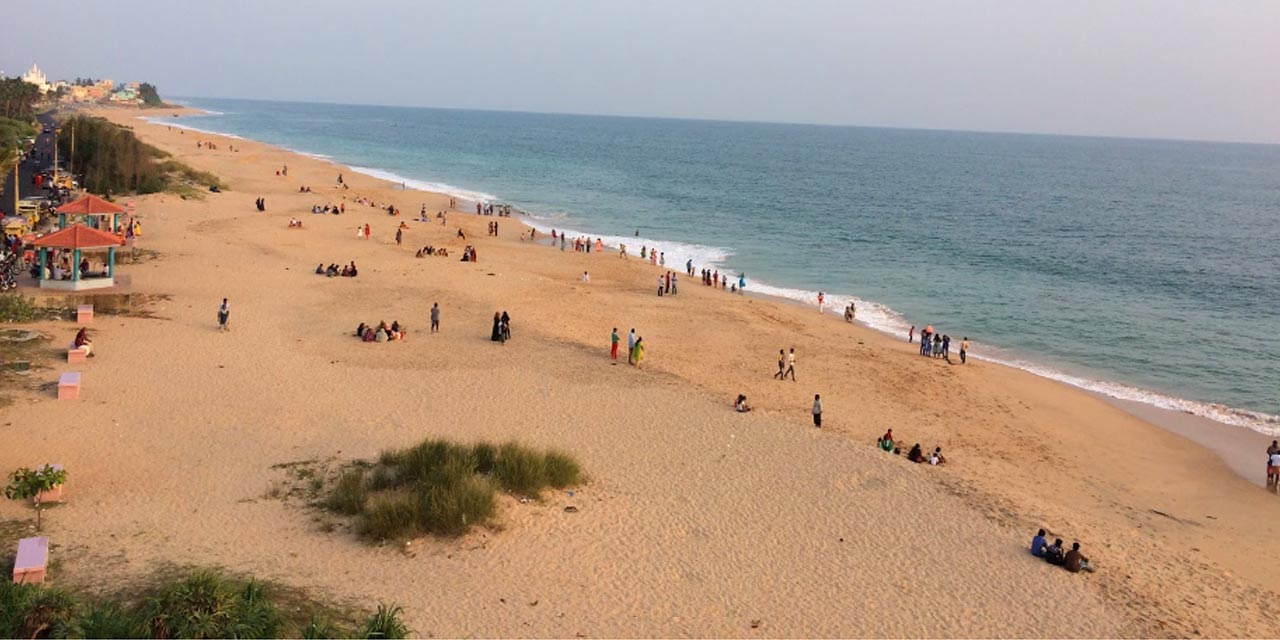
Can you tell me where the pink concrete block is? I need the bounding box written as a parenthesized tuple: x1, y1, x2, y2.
(67, 348, 87, 364)
(12, 537, 48, 584)
(76, 304, 93, 324)
(57, 372, 80, 400)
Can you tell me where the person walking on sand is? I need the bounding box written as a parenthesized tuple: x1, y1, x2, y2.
(363, 223, 371, 239)
(610, 327, 620, 361)
(785, 348, 797, 381)
(217, 298, 230, 332)
(395, 228, 403, 246)
(773, 349, 786, 380)
(817, 291, 825, 313)
(627, 329, 637, 365)
(812, 394, 823, 427)
(430, 302, 440, 333)
(631, 337, 645, 368)
(959, 337, 970, 364)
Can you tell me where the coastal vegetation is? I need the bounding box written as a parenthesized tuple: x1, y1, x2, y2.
(56, 115, 225, 197)
(324, 439, 583, 540)
(0, 568, 409, 639)
(0, 78, 40, 168)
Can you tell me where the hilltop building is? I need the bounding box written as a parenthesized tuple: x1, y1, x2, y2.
(21, 63, 50, 93)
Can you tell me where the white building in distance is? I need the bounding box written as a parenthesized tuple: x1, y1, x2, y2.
(21, 63, 50, 93)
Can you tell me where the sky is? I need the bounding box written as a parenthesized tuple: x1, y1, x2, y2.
(2, 0, 1277, 143)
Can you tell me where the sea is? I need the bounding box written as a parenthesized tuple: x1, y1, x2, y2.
(149, 97, 1280, 437)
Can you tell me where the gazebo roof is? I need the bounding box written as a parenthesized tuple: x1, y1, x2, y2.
(31, 224, 125, 249)
(55, 194, 126, 215)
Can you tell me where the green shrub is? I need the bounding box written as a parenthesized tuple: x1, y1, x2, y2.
(0, 582, 76, 639)
(0, 294, 41, 323)
(325, 471, 367, 515)
(330, 438, 582, 540)
(415, 475, 497, 537)
(139, 571, 280, 639)
(544, 450, 583, 488)
(357, 496, 418, 540)
(360, 604, 409, 640)
(493, 442, 549, 497)
(62, 601, 145, 639)
(301, 614, 343, 639)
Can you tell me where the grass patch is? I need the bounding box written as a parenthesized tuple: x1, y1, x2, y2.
(0, 567, 409, 639)
(0, 295, 43, 323)
(325, 439, 583, 541)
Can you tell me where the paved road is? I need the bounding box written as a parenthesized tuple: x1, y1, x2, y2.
(1, 112, 60, 217)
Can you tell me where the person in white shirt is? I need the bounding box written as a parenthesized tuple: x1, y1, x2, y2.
(581, 271, 590, 283)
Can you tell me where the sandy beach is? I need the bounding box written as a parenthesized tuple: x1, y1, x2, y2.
(2, 107, 1278, 637)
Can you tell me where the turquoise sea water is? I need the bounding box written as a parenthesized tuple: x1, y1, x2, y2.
(152, 98, 1280, 435)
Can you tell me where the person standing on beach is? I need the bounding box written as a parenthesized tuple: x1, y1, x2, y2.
(430, 303, 440, 333)
(611, 328, 620, 361)
(785, 348, 797, 381)
(812, 394, 823, 428)
(628, 329, 637, 365)
(739, 274, 746, 290)
(395, 228, 403, 246)
(909, 325, 915, 343)
(671, 272, 679, 295)
(364, 223, 371, 240)
(217, 298, 230, 332)
(664, 272, 671, 294)
(817, 291, 825, 313)
(941, 334, 951, 362)
(959, 337, 970, 364)
(631, 337, 645, 368)
(774, 349, 786, 380)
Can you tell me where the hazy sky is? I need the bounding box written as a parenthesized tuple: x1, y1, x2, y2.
(3, 0, 1277, 143)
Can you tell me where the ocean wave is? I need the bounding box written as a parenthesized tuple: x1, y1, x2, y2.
(282, 146, 333, 161)
(521, 217, 734, 275)
(138, 116, 245, 139)
(347, 166, 499, 204)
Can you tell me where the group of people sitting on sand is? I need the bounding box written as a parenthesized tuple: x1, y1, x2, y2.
(298, 186, 313, 193)
(316, 262, 358, 277)
(734, 394, 752, 412)
(460, 246, 478, 262)
(876, 429, 947, 466)
(288, 218, 304, 228)
(355, 321, 406, 343)
(310, 203, 343, 214)
(1031, 529, 1095, 573)
(414, 246, 449, 258)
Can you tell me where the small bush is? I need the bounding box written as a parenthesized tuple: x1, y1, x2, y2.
(544, 450, 583, 488)
(0, 581, 77, 639)
(0, 295, 40, 323)
(327, 438, 583, 540)
(358, 496, 418, 540)
(361, 603, 409, 640)
(63, 601, 145, 639)
(325, 471, 367, 515)
(493, 442, 549, 497)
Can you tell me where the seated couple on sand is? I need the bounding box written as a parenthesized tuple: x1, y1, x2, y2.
(316, 262, 358, 277)
(415, 246, 449, 258)
(876, 430, 946, 465)
(355, 321, 405, 343)
(734, 394, 752, 412)
(460, 246, 477, 262)
(1030, 529, 1096, 573)
(288, 218, 303, 228)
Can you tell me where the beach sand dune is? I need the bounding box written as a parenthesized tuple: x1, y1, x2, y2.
(2, 109, 1278, 637)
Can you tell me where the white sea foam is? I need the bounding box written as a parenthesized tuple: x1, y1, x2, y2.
(138, 116, 245, 139)
(347, 166, 499, 204)
(282, 147, 333, 161)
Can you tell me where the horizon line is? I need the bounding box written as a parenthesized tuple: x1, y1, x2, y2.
(169, 93, 1280, 149)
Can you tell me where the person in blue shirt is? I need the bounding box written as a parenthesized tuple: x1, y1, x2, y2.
(1031, 529, 1048, 557)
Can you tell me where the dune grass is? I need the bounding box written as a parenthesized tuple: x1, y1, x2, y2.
(326, 438, 583, 540)
(0, 568, 408, 639)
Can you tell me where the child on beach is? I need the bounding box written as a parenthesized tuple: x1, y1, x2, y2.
(217, 298, 230, 332)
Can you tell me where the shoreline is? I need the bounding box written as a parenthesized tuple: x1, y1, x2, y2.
(17, 105, 1276, 635)
(144, 105, 1280, 450)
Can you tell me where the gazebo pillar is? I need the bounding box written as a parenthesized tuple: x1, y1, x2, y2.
(72, 249, 80, 282)
(38, 249, 46, 281)
(108, 247, 116, 278)
(58, 213, 66, 229)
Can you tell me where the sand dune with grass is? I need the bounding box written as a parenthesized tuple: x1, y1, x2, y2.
(2, 109, 1279, 637)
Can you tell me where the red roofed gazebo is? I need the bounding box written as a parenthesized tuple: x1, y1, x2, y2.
(31, 224, 126, 290)
(55, 194, 127, 232)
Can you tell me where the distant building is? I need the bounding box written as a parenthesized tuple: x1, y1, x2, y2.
(21, 63, 50, 93)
